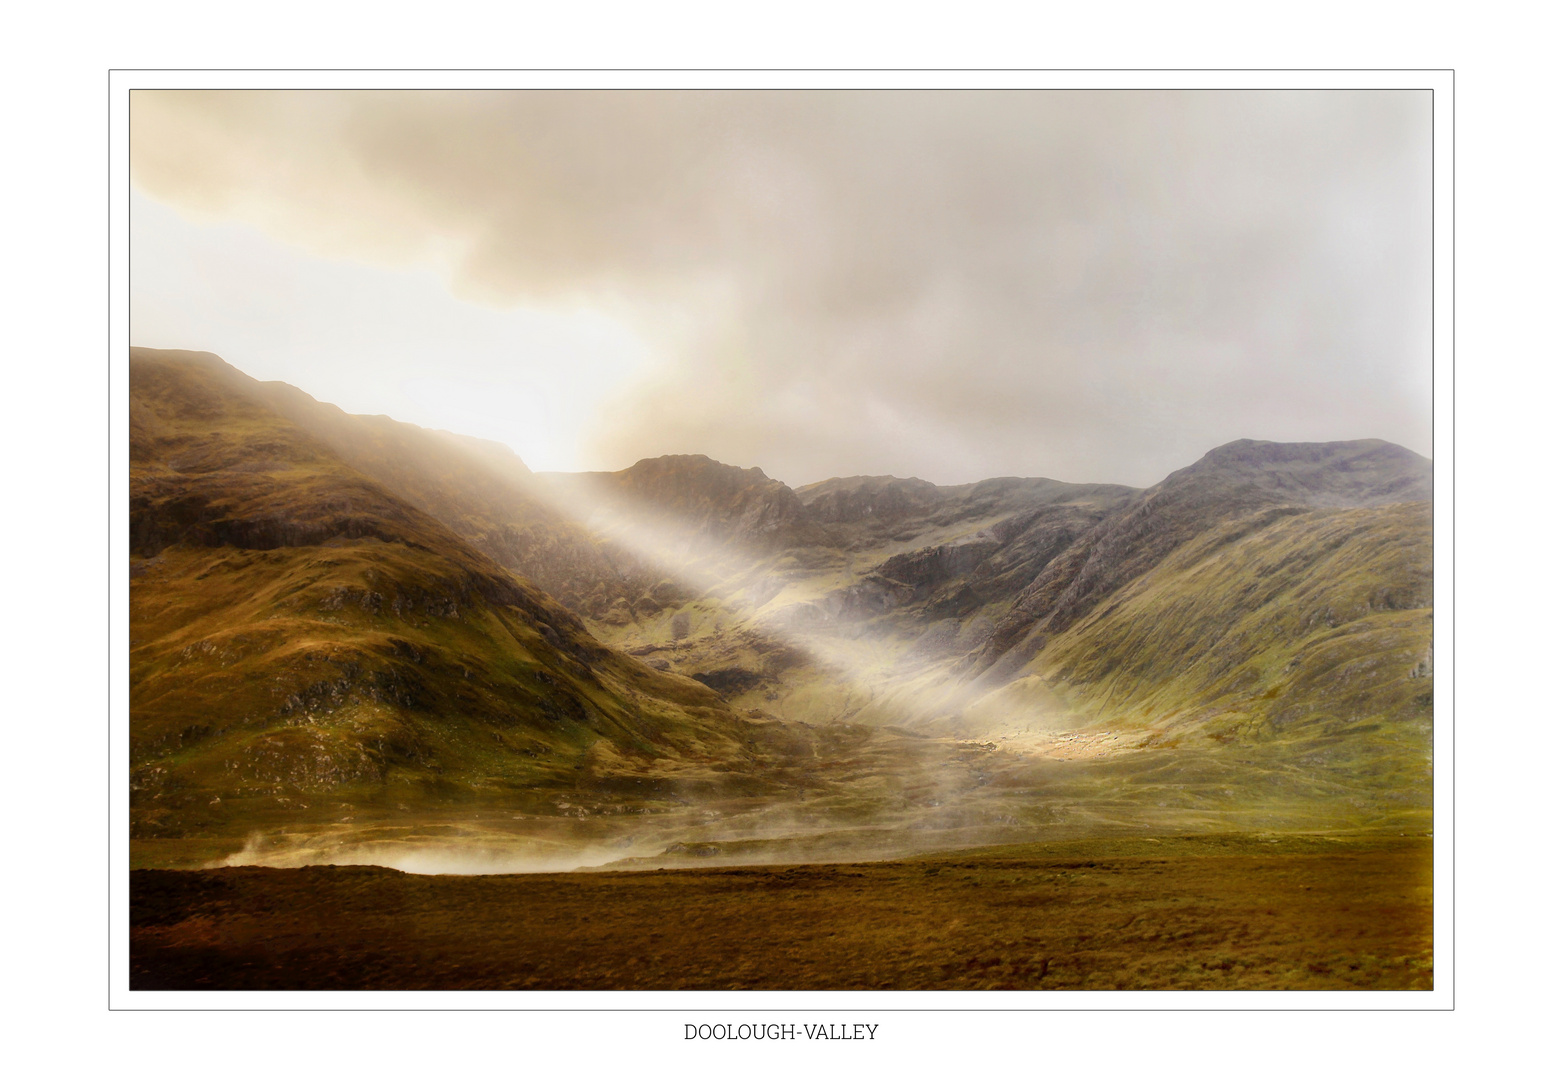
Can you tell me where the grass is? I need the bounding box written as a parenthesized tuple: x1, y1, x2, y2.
(1025, 502, 1433, 781)
(130, 832, 1432, 991)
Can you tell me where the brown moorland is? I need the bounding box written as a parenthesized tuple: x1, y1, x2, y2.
(131, 833, 1431, 991)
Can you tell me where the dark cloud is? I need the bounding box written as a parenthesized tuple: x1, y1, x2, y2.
(131, 89, 1431, 486)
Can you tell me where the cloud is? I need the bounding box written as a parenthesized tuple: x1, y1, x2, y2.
(131, 89, 1431, 487)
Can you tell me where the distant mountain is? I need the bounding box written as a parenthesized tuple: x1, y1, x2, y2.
(551, 455, 829, 555)
(791, 474, 1139, 624)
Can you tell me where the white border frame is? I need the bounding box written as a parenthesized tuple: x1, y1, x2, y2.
(108, 69, 1454, 1013)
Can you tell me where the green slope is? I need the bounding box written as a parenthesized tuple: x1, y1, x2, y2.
(1032, 501, 1432, 758)
(130, 349, 759, 843)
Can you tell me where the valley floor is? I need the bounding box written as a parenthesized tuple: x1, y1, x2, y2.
(130, 833, 1431, 991)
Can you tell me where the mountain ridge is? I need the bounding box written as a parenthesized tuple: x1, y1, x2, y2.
(128, 346, 1434, 861)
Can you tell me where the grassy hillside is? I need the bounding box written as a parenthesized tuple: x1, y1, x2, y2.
(1032, 501, 1433, 762)
(971, 439, 1432, 680)
(228, 355, 668, 617)
(130, 350, 764, 843)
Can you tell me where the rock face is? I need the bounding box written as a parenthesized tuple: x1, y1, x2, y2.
(549, 455, 830, 555)
(795, 475, 946, 526)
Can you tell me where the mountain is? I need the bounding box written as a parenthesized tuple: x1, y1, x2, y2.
(515, 458, 1144, 729)
(970, 439, 1431, 678)
(790, 474, 1139, 624)
(511, 438, 1433, 831)
(1022, 498, 1431, 744)
(955, 441, 1434, 801)
(548, 455, 830, 555)
(229, 369, 666, 619)
(128, 347, 1435, 862)
(473, 440, 1431, 769)
(129, 349, 780, 844)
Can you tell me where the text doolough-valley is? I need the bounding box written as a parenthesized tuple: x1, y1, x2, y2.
(685, 1023, 879, 1041)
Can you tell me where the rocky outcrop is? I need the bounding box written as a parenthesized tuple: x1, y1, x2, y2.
(795, 475, 945, 525)
(558, 455, 830, 555)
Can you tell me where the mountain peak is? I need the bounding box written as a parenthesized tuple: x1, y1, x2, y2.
(621, 453, 774, 485)
(1170, 437, 1431, 508)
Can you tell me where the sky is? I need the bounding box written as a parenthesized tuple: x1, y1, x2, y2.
(130, 89, 1432, 488)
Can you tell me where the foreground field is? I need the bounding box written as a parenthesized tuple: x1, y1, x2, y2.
(130, 833, 1431, 991)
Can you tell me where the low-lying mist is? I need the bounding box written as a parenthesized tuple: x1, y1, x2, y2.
(212, 832, 643, 875)
(204, 723, 1427, 876)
